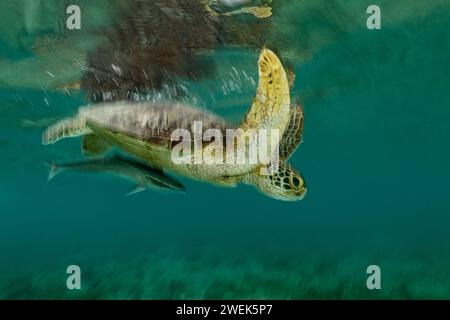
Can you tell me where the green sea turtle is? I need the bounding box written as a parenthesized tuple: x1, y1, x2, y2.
(43, 49, 306, 201)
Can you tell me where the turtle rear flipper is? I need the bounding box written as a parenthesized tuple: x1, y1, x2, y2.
(42, 116, 92, 145)
(82, 134, 111, 157)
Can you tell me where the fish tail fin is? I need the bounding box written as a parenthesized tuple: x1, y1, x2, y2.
(44, 162, 61, 182)
(42, 116, 92, 145)
(126, 185, 147, 196)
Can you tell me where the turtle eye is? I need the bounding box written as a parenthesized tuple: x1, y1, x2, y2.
(290, 174, 304, 191)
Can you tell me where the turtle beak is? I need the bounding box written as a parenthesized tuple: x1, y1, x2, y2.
(268, 188, 307, 202)
(284, 187, 307, 202)
(297, 187, 307, 201)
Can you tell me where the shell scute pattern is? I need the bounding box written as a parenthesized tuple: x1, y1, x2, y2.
(80, 102, 229, 145)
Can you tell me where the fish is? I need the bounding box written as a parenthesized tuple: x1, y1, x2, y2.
(46, 155, 185, 196)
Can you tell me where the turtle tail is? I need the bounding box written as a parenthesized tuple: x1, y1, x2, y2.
(42, 116, 92, 145)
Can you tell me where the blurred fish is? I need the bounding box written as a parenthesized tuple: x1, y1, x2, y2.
(46, 155, 185, 195)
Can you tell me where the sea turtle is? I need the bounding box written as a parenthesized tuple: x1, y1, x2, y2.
(43, 49, 306, 201)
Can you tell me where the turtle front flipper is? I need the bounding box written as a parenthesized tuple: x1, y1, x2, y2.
(280, 103, 304, 160)
(82, 134, 112, 157)
(241, 49, 291, 135)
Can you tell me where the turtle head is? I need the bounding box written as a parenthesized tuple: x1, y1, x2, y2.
(249, 162, 307, 202)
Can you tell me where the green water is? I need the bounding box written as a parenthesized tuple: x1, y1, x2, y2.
(0, 0, 450, 299)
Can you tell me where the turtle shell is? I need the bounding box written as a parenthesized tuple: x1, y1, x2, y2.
(79, 101, 231, 146)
